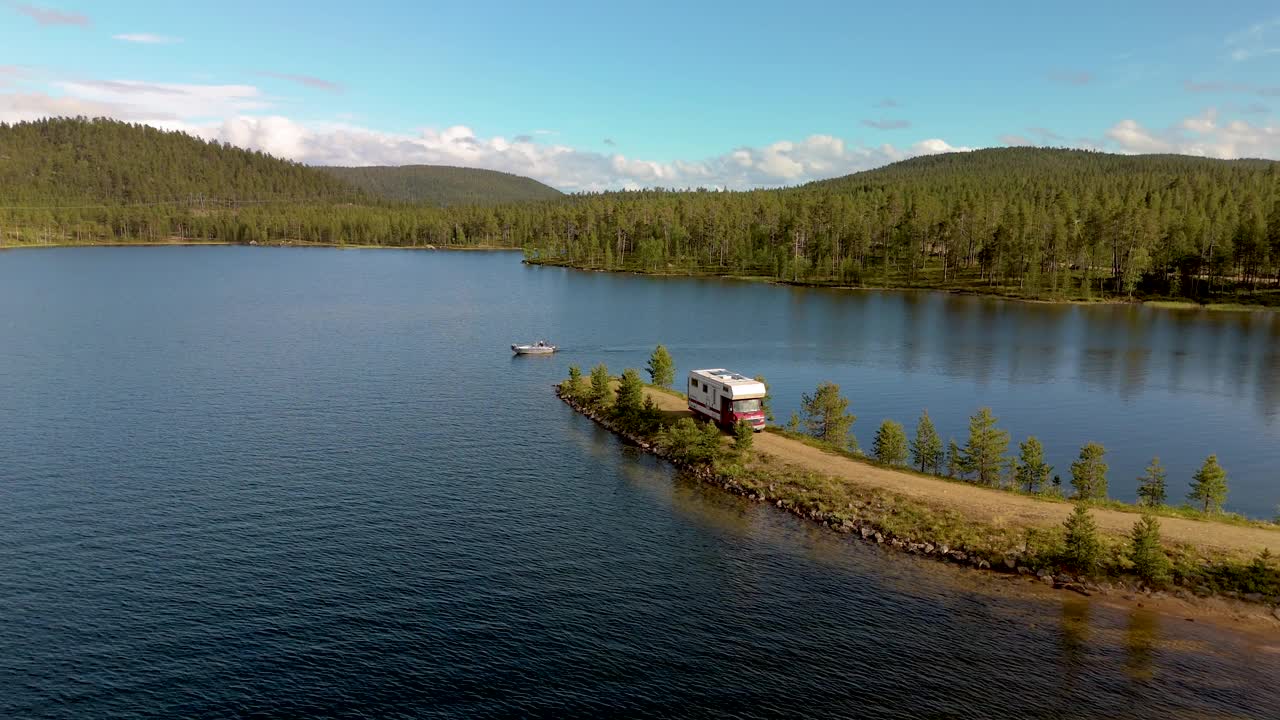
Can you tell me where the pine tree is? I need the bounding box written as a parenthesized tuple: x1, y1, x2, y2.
(646, 344, 674, 388)
(1188, 454, 1229, 514)
(1128, 515, 1171, 587)
(732, 420, 754, 454)
(872, 419, 909, 466)
(1062, 504, 1102, 575)
(753, 375, 774, 422)
(787, 411, 801, 433)
(1070, 442, 1109, 501)
(800, 381, 857, 448)
(614, 368, 645, 421)
(563, 365, 585, 400)
(588, 363, 613, 409)
(945, 439, 961, 478)
(958, 407, 1009, 485)
(1016, 436, 1052, 493)
(1135, 457, 1167, 507)
(910, 409, 943, 473)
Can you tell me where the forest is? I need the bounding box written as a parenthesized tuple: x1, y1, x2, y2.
(3, 118, 1279, 304)
(322, 165, 563, 206)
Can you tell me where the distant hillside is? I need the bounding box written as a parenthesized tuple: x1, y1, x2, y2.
(804, 146, 1278, 192)
(322, 165, 563, 206)
(0, 117, 360, 204)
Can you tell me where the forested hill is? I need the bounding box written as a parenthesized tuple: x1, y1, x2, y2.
(525, 147, 1280, 304)
(806, 147, 1277, 190)
(3, 119, 1278, 305)
(322, 165, 563, 206)
(0, 117, 360, 204)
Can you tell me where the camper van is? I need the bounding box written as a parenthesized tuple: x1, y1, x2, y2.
(687, 369, 767, 431)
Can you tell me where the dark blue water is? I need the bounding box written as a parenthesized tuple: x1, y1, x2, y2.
(1, 247, 1278, 719)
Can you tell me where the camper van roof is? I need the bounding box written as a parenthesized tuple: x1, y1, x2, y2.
(692, 368, 757, 385)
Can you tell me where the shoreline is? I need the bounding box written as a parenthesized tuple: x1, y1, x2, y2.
(524, 258, 1279, 313)
(556, 383, 1280, 633)
(0, 240, 519, 252)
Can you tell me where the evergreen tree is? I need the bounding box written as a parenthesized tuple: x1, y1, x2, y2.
(658, 417, 723, 466)
(945, 439, 961, 479)
(1135, 457, 1167, 507)
(958, 407, 1010, 486)
(1062, 504, 1102, 575)
(1128, 515, 1171, 587)
(646, 345, 675, 388)
(754, 375, 775, 422)
(732, 420, 754, 454)
(910, 409, 943, 473)
(787, 411, 801, 433)
(1188, 454, 1229, 514)
(563, 365, 585, 400)
(1016, 436, 1052, 493)
(614, 368, 645, 421)
(1070, 442, 1109, 501)
(588, 363, 613, 409)
(800, 381, 857, 448)
(872, 419, 909, 466)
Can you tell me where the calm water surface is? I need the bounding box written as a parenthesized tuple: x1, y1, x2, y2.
(1, 247, 1278, 719)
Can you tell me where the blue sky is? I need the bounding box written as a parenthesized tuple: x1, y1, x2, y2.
(2, 1, 1278, 189)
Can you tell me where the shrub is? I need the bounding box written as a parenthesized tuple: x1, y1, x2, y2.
(658, 418, 723, 467)
(732, 420, 754, 454)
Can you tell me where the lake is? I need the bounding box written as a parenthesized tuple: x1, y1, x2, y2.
(1, 246, 1278, 718)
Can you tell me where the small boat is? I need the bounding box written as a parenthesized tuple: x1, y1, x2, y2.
(512, 340, 557, 355)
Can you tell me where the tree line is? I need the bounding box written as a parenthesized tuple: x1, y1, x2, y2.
(6, 119, 1280, 305)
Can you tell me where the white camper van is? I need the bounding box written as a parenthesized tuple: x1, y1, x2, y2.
(687, 369, 767, 431)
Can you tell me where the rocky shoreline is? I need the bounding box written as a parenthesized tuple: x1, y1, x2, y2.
(557, 385, 1280, 622)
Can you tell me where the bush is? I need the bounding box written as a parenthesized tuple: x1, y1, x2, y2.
(732, 420, 754, 454)
(658, 418, 724, 467)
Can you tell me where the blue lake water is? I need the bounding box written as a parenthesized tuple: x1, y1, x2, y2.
(1, 247, 1277, 718)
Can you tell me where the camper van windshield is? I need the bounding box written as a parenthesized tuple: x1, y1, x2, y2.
(733, 399, 762, 412)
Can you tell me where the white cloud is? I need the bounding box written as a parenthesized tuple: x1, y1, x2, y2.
(112, 33, 181, 44)
(257, 72, 342, 93)
(53, 80, 269, 119)
(1227, 18, 1280, 61)
(999, 134, 1032, 146)
(0, 75, 969, 190)
(1106, 108, 1280, 158)
(1048, 70, 1094, 86)
(861, 118, 911, 130)
(14, 3, 89, 26)
(157, 116, 971, 191)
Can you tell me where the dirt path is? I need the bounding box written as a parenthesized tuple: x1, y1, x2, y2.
(643, 387, 1280, 557)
